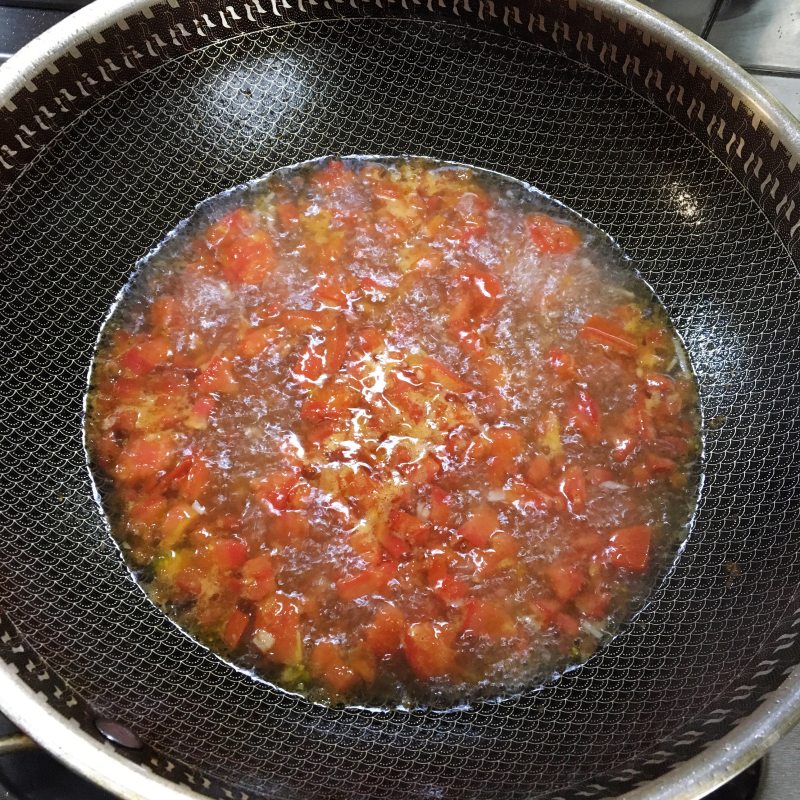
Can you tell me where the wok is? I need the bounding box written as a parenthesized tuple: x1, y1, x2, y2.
(0, 1, 799, 798)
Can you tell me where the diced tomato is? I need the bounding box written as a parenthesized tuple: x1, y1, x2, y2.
(150, 296, 180, 330)
(161, 502, 200, 543)
(355, 325, 385, 353)
(335, 562, 396, 601)
(253, 593, 303, 665)
(645, 452, 678, 474)
(241, 553, 276, 601)
(281, 308, 336, 333)
(428, 486, 453, 527)
(116, 434, 175, 483)
(176, 457, 211, 503)
(485, 426, 523, 480)
(390, 509, 431, 546)
(128, 495, 167, 525)
(527, 213, 581, 255)
(238, 325, 280, 359)
(568, 388, 601, 445)
(411, 355, 472, 394)
(559, 464, 587, 514)
(479, 531, 519, 575)
(524, 454, 551, 486)
(575, 591, 611, 619)
(310, 642, 360, 695)
(462, 599, 516, 639)
(349, 647, 377, 685)
(222, 608, 250, 650)
(545, 560, 585, 602)
(586, 467, 614, 486)
(195, 356, 238, 394)
(546, 347, 577, 379)
(276, 200, 300, 229)
(553, 611, 580, 639)
(457, 503, 501, 547)
(269, 512, 311, 546)
(610, 431, 637, 462)
(217, 225, 276, 285)
(159, 454, 193, 488)
(403, 621, 457, 680)
(119, 337, 172, 376)
(300, 381, 358, 423)
(254, 470, 301, 513)
(212, 538, 249, 571)
(606, 525, 651, 572)
(364, 604, 406, 657)
(580, 316, 638, 356)
(174, 567, 203, 597)
(294, 320, 348, 384)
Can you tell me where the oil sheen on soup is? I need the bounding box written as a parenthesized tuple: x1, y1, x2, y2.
(86, 157, 699, 707)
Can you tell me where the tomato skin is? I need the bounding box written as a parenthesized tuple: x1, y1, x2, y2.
(580, 316, 638, 356)
(403, 621, 456, 680)
(606, 525, 651, 572)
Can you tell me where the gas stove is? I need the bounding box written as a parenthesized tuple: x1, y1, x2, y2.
(0, 0, 798, 799)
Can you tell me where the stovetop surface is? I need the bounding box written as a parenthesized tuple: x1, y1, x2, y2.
(0, 0, 797, 799)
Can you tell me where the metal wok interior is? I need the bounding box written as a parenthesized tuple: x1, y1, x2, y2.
(0, 1, 798, 799)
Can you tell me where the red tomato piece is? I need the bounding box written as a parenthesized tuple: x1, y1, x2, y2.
(428, 486, 453, 527)
(580, 316, 638, 356)
(606, 525, 652, 572)
(413, 355, 472, 394)
(253, 593, 303, 665)
(212, 538, 249, 571)
(364, 604, 406, 657)
(575, 591, 611, 619)
(559, 464, 587, 514)
(119, 337, 172, 376)
(241, 553, 276, 601)
(195, 356, 238, 394)
(527, 213, 581, 255)
(238, 325, 280, 359)
(300, 382, 358, 423)
(457, 503, 501, 547)
(276, 200, 300, 229)
(128, 495, 167, 525)
(294, 320, 348, 384)
(403, 621, 457, 680)
(217, 223, 276, 285)
(176, 457, 211, 503)
(524, 454, 551, 486)
(568, 388, 601, 445)
(462, 599, 516, 639)
(253, 470, 301, 513)
(222, 608, 250, 651)
(546, 347, 577, 379)
(545, 560, 586, 602)
(115, 434, 175, 483)
(335, 562, 396, 601)
(150, 296, 180, 330)
(554, 611, 580, 639)
(310, 642, 360, 695)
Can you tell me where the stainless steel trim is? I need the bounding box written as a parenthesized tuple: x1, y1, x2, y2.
(0, 1, 798, 799)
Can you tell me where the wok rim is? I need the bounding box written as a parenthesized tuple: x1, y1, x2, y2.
(1, 0, 799, 799)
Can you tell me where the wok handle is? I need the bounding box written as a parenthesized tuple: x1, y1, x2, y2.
(0, 733, 38, 755)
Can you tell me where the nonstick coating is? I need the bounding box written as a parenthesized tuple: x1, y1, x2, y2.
(1, 2, 799, 799)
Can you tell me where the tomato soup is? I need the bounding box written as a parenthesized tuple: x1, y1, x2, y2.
(86, 157, 699, 706)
